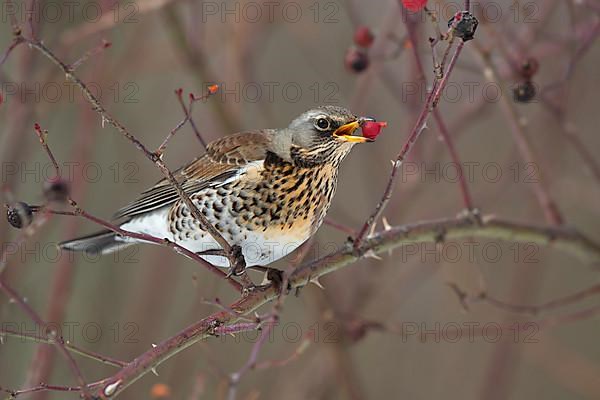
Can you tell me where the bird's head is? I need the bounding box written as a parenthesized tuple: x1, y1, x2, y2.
(271, 106, 380, 167)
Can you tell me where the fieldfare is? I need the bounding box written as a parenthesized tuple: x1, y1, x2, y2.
(60, 106, 384, 270)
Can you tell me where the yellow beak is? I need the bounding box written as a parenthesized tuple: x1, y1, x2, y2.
(332, 120, 370, 143)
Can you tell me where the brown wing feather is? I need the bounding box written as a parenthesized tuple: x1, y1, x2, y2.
(113, 130, 273, 219)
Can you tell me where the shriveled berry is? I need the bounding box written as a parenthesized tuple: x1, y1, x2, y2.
(43, 178, 70, 202)
(520, 57, 539, 79)
(6, 202, 33, 229)
(448, 11, 478, 42)
(513, 81, 537, 103)
(353, 26, 375, 48)
(345, 47, 369, 73)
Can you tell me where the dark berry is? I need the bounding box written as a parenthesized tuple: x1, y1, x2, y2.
(345, 47, 369, 73)
(520, 57, 539, 79)
(513, 81, 537, 103)
(6, 202, 33, 229)
(43, 178, 70, 202)
(353, 26, 375, 48)
(448, 11, 478, 42)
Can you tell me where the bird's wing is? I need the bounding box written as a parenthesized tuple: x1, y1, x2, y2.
(113, 130, 272, 219)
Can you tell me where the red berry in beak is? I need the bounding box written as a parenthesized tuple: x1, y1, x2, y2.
(361, 121, 387, 140)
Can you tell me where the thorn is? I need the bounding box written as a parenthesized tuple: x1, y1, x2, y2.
(364, 249, 382, 260)
(103, 380, 122, 397)
(367, 221, 377, 238)
(260, 271, 270, 286)
(151, 343, 157, 348)
(151, 367, 159, 376)
(481, 214, 495, 224)
(382, 217, 394, 256)
(382, 216, 392, 231)
(309, 276, 325, 290)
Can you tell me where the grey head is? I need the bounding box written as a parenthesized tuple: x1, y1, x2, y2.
(268, 106, 374, 167)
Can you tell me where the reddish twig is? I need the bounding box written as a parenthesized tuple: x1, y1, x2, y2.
(28, 122, 242, 290)
(21, 37, 244, 273)
(471, 41, 563, 225)
(354, 27, 469, 248)
(0, 36, 24, 66)
(0, 329, 126, 368)
(30, 206, 242, 291)
(0, 281, 91, 399)
(69, 39, 112, 71)
(448, 282, 600, 316)
(432, 107, 475, 210)
(155, 85, 217, 156)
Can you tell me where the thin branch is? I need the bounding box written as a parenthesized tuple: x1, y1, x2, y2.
(31, 207, 242, 291)
(472, 38, 563, 226)
(1, 383, 81, 398)
(21, 37, 244, 272)
(69, 40, 112, 71)
(155, 86, 216, 156)
(0, 281, 91, 398)
(0, 329, 126, 368)
(448, 282, 600, 316)
(354, 39, 467, 247)
(27, 121, 243, 290)
(402, 13, 475, 211)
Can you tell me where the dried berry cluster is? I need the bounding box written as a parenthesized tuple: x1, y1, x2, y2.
(345, 26, 375, 73)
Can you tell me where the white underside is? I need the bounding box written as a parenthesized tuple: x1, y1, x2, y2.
(119, 209, 308, 267)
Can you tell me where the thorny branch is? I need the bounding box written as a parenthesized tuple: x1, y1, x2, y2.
(87, 214, 600, 398)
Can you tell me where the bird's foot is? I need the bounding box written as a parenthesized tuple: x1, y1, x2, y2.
(226, 245, 246, 277)
(196, 247, 246, 277)
(246, 266, 290, 294)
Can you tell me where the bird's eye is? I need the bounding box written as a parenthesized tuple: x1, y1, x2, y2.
(314, 117, 331, 131)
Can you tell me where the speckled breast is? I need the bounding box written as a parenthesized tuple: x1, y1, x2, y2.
(167, 159, 339, 265)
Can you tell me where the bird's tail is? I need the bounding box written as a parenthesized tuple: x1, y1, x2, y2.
(59, 230, 132, 255)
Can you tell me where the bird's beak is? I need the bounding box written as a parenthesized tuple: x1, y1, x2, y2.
(333, 117, 376, 143)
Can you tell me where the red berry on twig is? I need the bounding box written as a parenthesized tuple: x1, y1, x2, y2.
(401, 0, 427, 12)
(353, 26, 375, 48)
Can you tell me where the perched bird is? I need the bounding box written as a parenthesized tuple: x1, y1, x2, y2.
(60, 106, 381, 270)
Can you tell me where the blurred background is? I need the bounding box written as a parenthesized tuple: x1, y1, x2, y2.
(1, 0, 599, 398)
